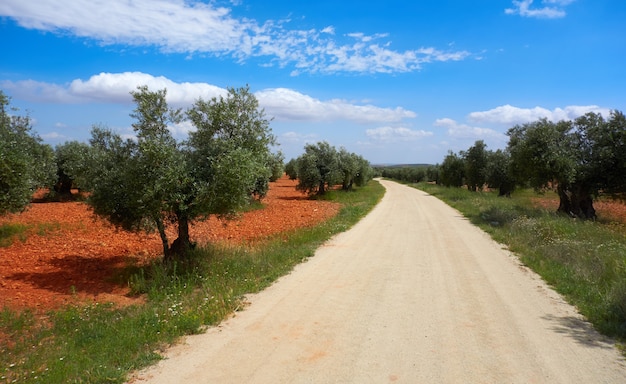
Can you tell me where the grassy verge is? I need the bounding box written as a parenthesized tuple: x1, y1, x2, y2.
(0, 180, 384, 384)
(413, 182, 626, 343)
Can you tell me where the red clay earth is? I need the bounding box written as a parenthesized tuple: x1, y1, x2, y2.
(531, 196, 626, 223)
(0, 176, 340, 313)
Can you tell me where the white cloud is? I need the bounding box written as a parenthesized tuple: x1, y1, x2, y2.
(365, 126, 433, 143)
(2, 72, 415, 125)
(2, 72, 227, 106)
(255, 88, 416, 123)
(467, 104, 611, 125)
(505, 0, 576, 19)
(69, 72, 227, 106)
(279, 131, 317, 144)
(0, 79, 82, 103)
(434, 118, 506, 141)
(0, 0, 470, 74)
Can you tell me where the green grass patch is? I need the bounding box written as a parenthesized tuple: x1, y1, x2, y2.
(0, 221, 65, 248)
(0, 180, 384, 384)
(0, 223, 29, 247)
(413, 182, 626, 342)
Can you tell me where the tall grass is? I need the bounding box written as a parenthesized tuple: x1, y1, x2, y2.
(0, 180, 384, 384)
(415, 182, 626, 340)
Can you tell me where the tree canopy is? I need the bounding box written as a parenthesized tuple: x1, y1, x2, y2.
(84, 85, 276, 260)
(508, 111, 626, 218)
(292, 141, 373, 196)
(0, 90, 56, 214)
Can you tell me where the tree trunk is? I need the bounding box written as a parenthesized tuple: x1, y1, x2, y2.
(167, 212, 195, 260)
(557, 184, 596, 220)
(54, 173, 73, 198)
(498, 181, 514, 197)
(318, 181, 326, 195)
(155, 216, 170, 260)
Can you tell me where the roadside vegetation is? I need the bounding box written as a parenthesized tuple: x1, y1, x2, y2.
(0, 180, 384, 384)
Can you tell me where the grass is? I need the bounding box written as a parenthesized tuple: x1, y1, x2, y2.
(0, 223, 30, 247)
(0, 180, 384, 384)
(0, 222, 63, 247)
(413, 182, 626, 342)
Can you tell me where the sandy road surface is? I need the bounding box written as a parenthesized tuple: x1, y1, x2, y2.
(131, 179, 626, 383)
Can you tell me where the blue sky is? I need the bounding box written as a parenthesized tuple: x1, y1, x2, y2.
(1, 0, 624, 164)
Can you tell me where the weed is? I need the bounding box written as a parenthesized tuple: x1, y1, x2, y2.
(0, 223, 28, 247)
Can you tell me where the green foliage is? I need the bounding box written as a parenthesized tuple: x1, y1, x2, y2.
(0, 90, 56, 215)
(485, 149, 515, 197)
(507, 111, 626, 219)
(294, 142, 372, 195)
(439, 151, 465, 187)
(0, 180, 384, 384)
(295, 141, 341, 195)
(51, 140, 92, 196)
(337, 148, 372, 190)
(267, 151, 285, 182)
(284, 158, 298, 180)
(376, 164, 436, 184)
(84, 85, 274, 260)
(461, 140, 488, 191)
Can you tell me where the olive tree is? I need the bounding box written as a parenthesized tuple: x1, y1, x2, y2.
(337, 147, 358, 190)
(295, 141, 341, 196)
(0, 91, 55, 214)
(507, 111, 626, 219)
(284, 158, 298, 180)
(353, 154, 374, 188)
(85, 85, 274, 260)
(52, 141, 92, 197)
(439, 151, 465, 187)
(485, 149, 515, 197)
(462, 140, 488, 192)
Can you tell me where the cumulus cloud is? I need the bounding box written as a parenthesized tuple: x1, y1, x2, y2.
(0, 0, 470, 74)
(467, 104, 611, 125)
(434, 118, 506, 140)
(365, 126, 433, 143)
(505, 0, 576, 19)
(2, 72, 415, 125)
(1, 72, 227, 106)
(255, 88, 416, 123)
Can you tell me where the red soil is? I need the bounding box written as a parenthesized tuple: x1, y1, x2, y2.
(0, 176, 340, 313)
(531, 195, 626, 223)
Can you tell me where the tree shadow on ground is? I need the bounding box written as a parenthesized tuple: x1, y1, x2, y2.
(6, 254, 134, 297)
(541, 314, 618, 350)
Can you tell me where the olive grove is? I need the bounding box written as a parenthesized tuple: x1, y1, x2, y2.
(435, 111, 626, 219)
(292, 141, 373, 196)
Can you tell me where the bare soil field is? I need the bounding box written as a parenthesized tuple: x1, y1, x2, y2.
(0, 176, 340, 313)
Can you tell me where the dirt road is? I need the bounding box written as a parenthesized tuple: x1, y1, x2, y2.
(131, 179, 626, 383)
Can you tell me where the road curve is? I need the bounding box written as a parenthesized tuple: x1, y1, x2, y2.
(130, 179, 626, 383)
